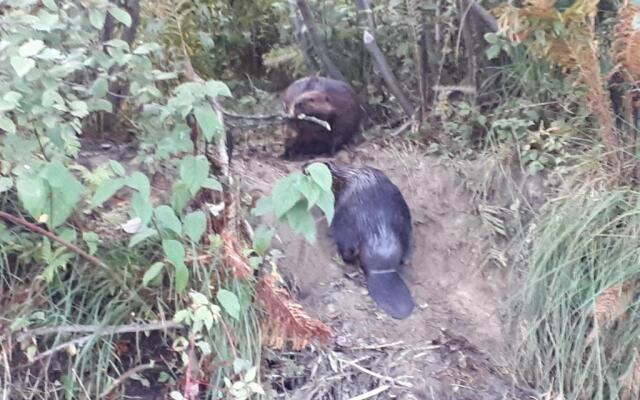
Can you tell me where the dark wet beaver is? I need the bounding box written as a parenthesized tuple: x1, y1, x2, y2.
(283, 76, 362, 158)
(313, 161, 415, 319)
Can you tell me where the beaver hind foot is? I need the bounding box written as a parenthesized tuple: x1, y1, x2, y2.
(367, 271, 415, 319)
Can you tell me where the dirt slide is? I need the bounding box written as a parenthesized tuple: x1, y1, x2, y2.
(236, 140, 533, 399)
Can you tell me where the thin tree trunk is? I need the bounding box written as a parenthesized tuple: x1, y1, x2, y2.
(288, 0, 319, 72)
(295, 0, 346, 81)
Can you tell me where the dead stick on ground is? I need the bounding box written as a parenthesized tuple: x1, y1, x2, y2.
(337, 357, 414, 388)
(99, 362, 158, 399)
(17, 321, 184, 342)
(347, 385, 391, 400)
(0, 211, 106, 269)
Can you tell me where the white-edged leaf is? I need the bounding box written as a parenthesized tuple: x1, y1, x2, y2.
(11, 56, 35, 78)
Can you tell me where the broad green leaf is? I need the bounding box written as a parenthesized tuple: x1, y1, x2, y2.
(128, 171, 151, 198)
(286, 201, 317, 243)
(204, 80, 232, 98)
(202, 177, 222, 192)
(179, 155, 209, 195)
(42, 0, 58, 10)
(89, 8, 105, 29)
(184, 211, 206, 243)
(42, 161, 83, 228)
(91, 99, 113, 112)
(155, 205, 182, 236)
(217, 289, 240, 321)
(298, 176, 321, 209)
(82, 232, 101, 255)
(163, 239, 185, 268)
(108, 6, 132, 27)
(306, 163, 332, 191)
(272, 173, 302, 218)
(193, 104, 222, 141)
(190, 291, 209, 306)
(109, 160, 126, 176)
(485, 45, 501, 60)
(128, 228, 157, 248)
(252, 224, 275, 256)
(19, 40, 45, 57)
(16, 175, 46, 219)
(251, 196, 273, 217)
(91, 178, 125, 207)
(42, 90, 65, 108)
(170, 182, 192, 213)
(316, 189, 335, 224)
(11, 56, 35, 78)
(142, 262, 165, 286)
(0, 115, 16, 134)
(69, 101, 89, 118)
(0, 177, 13, 193)
(133, 43, 162, 55)
(131, 192, 153, 226)
(92, 77, 109, 98)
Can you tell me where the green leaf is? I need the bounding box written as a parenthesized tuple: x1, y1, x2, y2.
(272, 173, 302, 218)
(16, 175, 46, 219)
(298, 176, 321, 209)
(0, 115, 16, 134)
(217, 289, 240, 321)
(82, 232, 100, 255)
(483, 32, 498, 44)
(202, 177, 222, 192)
(184, 211, 207, 243)
(155, 205, 182, 236)
(170, 182, 192, 213)
(154, 71, 178, 81)
(252, 224, 275, 256)
(163, 239, 188, 293)
(179, 155, 209, 195)
(108, 6, 132, 27)
(142, 262, 165, 286)
(89, 8, 106, 30)
(193, 104, 222, 141)
(41, 161, 84, 228)
(316, 188, 335, 224)
(11, 56, 35, 78)
(69, 101, 89, 118)
(485, 45, 501, 60)
(128, 172, 151, 199)
(133, 43, 162, 55)
(19, 40, 45, 57)
(190, 292, 210, 306)
(204, 80, 232, 98)
(0, 177, 13, 193)
(109, 160, 126, 176)
(251, 196, 273, 217)
(91, 178, 125, 208)
(129, 228, 157, 248)
(42, 0, 58, 11)
(306, 163, 332, 191)
(92, 77, 109, 98)
(131, 192, 153, 226)
(286, 201, 317, 243)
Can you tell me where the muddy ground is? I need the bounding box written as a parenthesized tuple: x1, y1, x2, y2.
(235, 136, 538, 399)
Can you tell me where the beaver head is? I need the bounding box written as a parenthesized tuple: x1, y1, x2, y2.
(291, 90, 336, 123)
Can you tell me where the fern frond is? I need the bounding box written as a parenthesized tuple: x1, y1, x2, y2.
(613, 4, 640, 82)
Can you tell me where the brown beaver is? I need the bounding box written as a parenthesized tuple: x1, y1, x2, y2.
(283, 76, 362, 158)
(311, 161, 415, 319)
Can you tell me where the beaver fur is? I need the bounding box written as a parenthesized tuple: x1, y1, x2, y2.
(320, 161, 415, 319)
(283, 76, 362, 158)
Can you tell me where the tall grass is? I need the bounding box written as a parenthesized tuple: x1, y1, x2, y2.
(512, 187, 640, 399)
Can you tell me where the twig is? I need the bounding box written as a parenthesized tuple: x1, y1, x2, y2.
(337, 357, 413, 388)
(29, 334, 94, 364)
(17, 321, 184, 342)
(99, 362, 158, 399)
(0, 211, 106, 269)
(390, 121, 412, 137)
(348, 340, 405, 351)
(347, 385, 391, 400)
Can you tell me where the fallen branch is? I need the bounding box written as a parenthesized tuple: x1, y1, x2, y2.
(337, 356, 413, 388)
(17, 321, 184, 342)
(99, 362, 158, 399)
(0, 211, 106, 269)
(347, 385, 391, 400)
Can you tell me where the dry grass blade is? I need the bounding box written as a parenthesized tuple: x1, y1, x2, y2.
(620, 347, 640, 400)
(586, 279, 639, 344)
(256, 275, 332, 350)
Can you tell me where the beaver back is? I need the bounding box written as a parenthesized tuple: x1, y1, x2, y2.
(282, 76, 362, 157)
